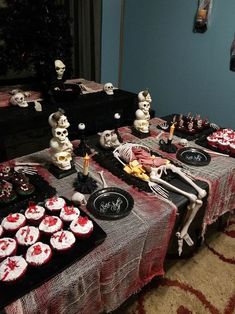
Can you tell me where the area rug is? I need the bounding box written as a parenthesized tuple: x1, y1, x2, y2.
(113, 214, 235, 314)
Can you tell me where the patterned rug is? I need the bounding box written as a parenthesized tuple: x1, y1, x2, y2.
(113, 215, 235, 314)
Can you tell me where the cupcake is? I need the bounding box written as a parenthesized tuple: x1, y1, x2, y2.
(0, 225, 4, 237)
(217, 138, 229, 151)
(0, 238, 17, 260)
(25, 203, 45, 225)
(26, 242, 52, 267)
(39, 216, 63, 235)
(70, 216, 93, 238)
(229, 141, 235, 155)
(2, 213, 26, 233)
(0, 256, 28, 283)
(15, 226, 40, 247)
(60, 205, 80, 223)
(207, 135, 218, 148)
(45, 196, 66, 212)
(50, 230, 76, 252)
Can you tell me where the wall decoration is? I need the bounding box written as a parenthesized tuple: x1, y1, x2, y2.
(194, 0, 213, 33)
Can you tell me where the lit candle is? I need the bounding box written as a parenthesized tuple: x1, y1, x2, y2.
(168, 123, 175, 141)
(83, 153, 90, 176)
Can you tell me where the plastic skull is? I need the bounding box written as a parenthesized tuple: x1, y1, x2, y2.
(138, 90, 152, 104)
(10, 92, 28, 107)
(2, 181, 13, 195)
(53, 151, 72, 170)
(71, 191, 87, 206)
(55, 59, 66, 80)
(48, 111, 70, 129)
(138, 101, 150, 114)
(134, 119, 150, 133)
(104, 82, 114, 95)
(99, 130, 120, 149)
(52, 127, 68, 143)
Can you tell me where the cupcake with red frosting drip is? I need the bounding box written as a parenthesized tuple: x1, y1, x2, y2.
(45, 196, 66, 212)
(15, 226, 40, 247)
(26, 242, 52, 267)
(1, 213, 26, 233)
(25, 203, 45, 225)
(60, 205, 80, 223)
(50, 230, 76, 252)
(0, 225, 3, 238)
(0, 238, 17, 260)
(39, 216, 63, 235)
(0, 256, 28, 283)
(70, 216, 93, 238)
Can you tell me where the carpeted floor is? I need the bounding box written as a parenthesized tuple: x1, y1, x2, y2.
(114, 214, 235, 314)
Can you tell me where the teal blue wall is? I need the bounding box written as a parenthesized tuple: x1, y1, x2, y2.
(119, 0, 235, 127)
(101, 0, 122, 85)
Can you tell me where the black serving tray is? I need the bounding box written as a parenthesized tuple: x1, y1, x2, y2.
(0, 198, 106, 309)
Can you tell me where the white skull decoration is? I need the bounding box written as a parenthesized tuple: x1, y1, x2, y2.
(55, 59, 66, 80)
(52, 127, 68, 143)
(10, 92, 28, 107)
(52, 151, 72, 170)
(71, 192, 87, 206)
(138, 90, 152, 104)
(2, 181, 13, 195)
(134, 119, 150, 134)
(99, 130, 120, 149)
(48, 111, 70, 129)
(104, 82, 114, 95)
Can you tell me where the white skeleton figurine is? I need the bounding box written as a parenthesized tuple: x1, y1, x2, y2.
(113, 143, 207, 256)
(55, 59, 66, 81)
(50, 127, 73, 153)
(103, 82, 114, 95)
(98, 130, 121, 149)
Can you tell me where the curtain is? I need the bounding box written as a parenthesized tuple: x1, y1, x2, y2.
(69, 0, 102, 82)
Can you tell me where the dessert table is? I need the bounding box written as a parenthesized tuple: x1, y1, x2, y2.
(1, 117, 235, 314)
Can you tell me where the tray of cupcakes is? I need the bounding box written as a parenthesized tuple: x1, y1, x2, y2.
(0, 196, 107, 309)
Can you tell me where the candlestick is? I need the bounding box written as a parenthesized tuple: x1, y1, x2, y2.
(114, 112, 123, 143)
(83, 153, 90, 176)
(168, 123, 175, 141)
(74, 122, 91, 156)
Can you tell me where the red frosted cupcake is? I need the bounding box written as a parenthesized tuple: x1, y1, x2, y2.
(15, 226, 40, 247)
(60, 205, 80, 223)
(0, 256, 28, 283)
(207, 135, 218, 148)
(39, 216, 63, 235)
(1, 213, 26, 233)
(0, 225, 4, 237)
(217, 138, 229, 151)
(50, 230, 76, 252)
(25, 203, 45, 225)
(0, 238, 17, 261)
(70, 216, 93, 238)
(25, 242, 52, 267)
(45, 196, 66, 212)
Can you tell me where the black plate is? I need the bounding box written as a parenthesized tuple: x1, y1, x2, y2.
(87, 187, 134, 220)
(176, 147, 211, 166)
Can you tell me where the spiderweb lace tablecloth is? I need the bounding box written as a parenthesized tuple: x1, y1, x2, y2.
(3, 148, 177, 314)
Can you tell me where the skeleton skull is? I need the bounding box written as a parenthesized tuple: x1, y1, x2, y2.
(99, 130, 120, 149)
(138, 101, 150, 114)
(52, 127, 68, 143)
(2, 181, 13, 195)
(138, 90, 152, 104)
(48, 112, 70, 129)
(71, 191, 87, 206)
(52, 151, 72, 170)
(134, 119, 150, 133)
(10, 92, 28, 107)
(55, 59, 66, 80)
(104, 82, 114, 95)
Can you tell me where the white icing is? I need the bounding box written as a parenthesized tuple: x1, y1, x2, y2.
(26, 242, 52, 266)
(70, 217, 93, 234)
(0, 238, 17, 259)
(45, 196, 66, 211)
(60, 206, 80, 222)
(25, 205, 45, 220)
(0, 256, 27, 282)
(15, 226, 40, 246)
(2, 213, 26, 231)
(50, 230, 75, 250)
(0, 225, 3, 237)
(39, 216, 63, 233)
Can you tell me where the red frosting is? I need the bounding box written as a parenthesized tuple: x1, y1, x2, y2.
(75, 216, 88, 227)
(7, 213, 19, 223)
(43, 216, 58, 227)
